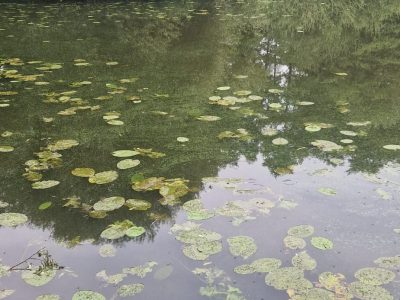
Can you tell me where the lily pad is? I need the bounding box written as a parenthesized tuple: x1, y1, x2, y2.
(197, 115, 221, 121)
(374, 256, 400, 269)
(89, 171, 118, 184)
(36, 295, 60, 300)
(311, 140, 343, 152)
(265, 267, 312, 291)
(291, 251, 317, 270)
(125, 199, 152, 211)
(182, 241, 222, 260)
(0, 290, 15, 299)
(177, 137, 189, 143)
(21, 269, 56, 286)
(0, 146, 14, 152)
(47, 139, 79, 151)
(112, 150, 139, 157)
(118, 284, 144, 297)
(72, 291, 105, 300)
(123, 261, 157, 278)
(311, 237, 333, 250)
(291, 288, 335, 300)
(71, 168, 95, 177)
(318, 187, 336, 196)
(38, 201, 52, 210)
(93, 196, 125, 211)
(349, 282, 393, 300)
(227, 236, 257, 259)
(305, 125, 321, 132)
(117, 158, 140, 170)
(32, 180, 60, 189)
(283, 236, 306, 250)
(233, 264, 255, 275)
(383, 145, 400, 151)
(272, 138, 288, 145)
(125, 226, 146, 237)
(251, 258, 281, 273)
(217, 86, 230, 91)
(354, 267, 396, 286)
(0, 213, 28, 227)
(288, 225, 314, 238)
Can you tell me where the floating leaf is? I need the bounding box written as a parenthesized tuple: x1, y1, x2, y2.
(349, 282, 393, 300)
(251, 258, 281, 273)
(318, 187, 336, 196)
(290, 288, 335, 300)
(305, 125, 321, 132)
(268, 89, 283, 94)
(0, 290, 15, 299)
(340, 130, 357, 136)
(71, 168, 95, 177)
(197, 115, 221, 122)
(183, 241, 222, 261)
(21, 269, 56, 286)
(47, 139, 79, 151)
(374, 256, 400, 269)
(311, 237, 333, 250)
(177, 137, 189, 143)
(117, 159, 140, 171)
(288, 225, 314, 238)
(216, 86, 230, 91)
(311, 140, 343, 152)
(125, 226, 146, 237)
(132, 177, 165, 191)
(284, 236, 306, 250)
(292, 251, 317, 270)
(72, 291, 105, 300)
(354, 268, 396, 286)
(0, 146, 14, 153)
(100, 220, 135, 240)
(272, 138, 288, 145)
(32, 180, 60, 189)
(0, 213, 28, 227)
(118, 284, 144, 297)
(265, 267, 312, 291)
(93, 196, 125, 211)
(234, 264, 255, 275)
(89, 171, 118, 184)
(38, 201, 52, 210)
(123, 261, 157, 278)
(227, 236, 257, 259)
(375, 188, 392, 200)
(125, 199, 152, 211)
(112, 150, 139, 157)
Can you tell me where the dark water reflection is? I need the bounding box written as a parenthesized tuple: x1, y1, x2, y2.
(0, 0, 399, 299)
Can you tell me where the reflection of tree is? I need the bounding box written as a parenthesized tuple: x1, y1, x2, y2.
(0, 0, 400, 243)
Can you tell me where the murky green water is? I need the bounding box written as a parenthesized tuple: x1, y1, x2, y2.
(1, 1, 400, 299)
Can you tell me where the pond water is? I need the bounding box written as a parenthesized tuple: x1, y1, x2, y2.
(0, 1, 400, 299)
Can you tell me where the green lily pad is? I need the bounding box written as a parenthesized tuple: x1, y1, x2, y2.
(234, 264, 255, 274)
(47, 139, 79, 151)
(38, 201, 52, 210)
(182, 241, 222, 261)
(112, 150, 139, 157)
(268, 89, 283, 94)
(125, 199, 152, 211)
(272, 138, 288, 145)
(297, 101, 314, 106)
(197, 115, 221, 121)
(250, 258, 281, 273)
(32, 180, 60, 189)
(265, 267, 312, 291)
(176, 228, 221, 244)
(290, 288, 335, 300)
(125, 226, 146, 237)
(311, 140, 343, 152)
(374, 256, 400, 269)
(349, 282, 393, 300)
(291, 251, 317, 270)
(0, 213, 28, 227)
(283, 236, 306, 250)
(217, 86, 230, 91)
(288, 225, 314, 238)
(118, 284, 144, 297)
(123, 261, 157, 278)
(117, 158, 140, 170)
(21, 269, 56, 286)
(318, 272, 347, 292)
(98, 244, 116, 257)
(305, 125, 321, 132)
(0, 146, 14, 152)
(311, 237, 333, 250)
(93, 196, 125, 211)
(96, 270, 126, 284)
(71, 168, 95, 177)
(227, 236, 257, 259)
(354, 268, 396, 286)
(318, 187, 336, 196)
(383, 145, 400, 151)
(132, 177, 165, 191)
(177, 137, 189, 143)
(340, 130, 357, 136)
(100, 220, 135, 240)
(89, 171, 118, 184)
(72, 291, 105, 300)
(269, 103, 283, 109)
